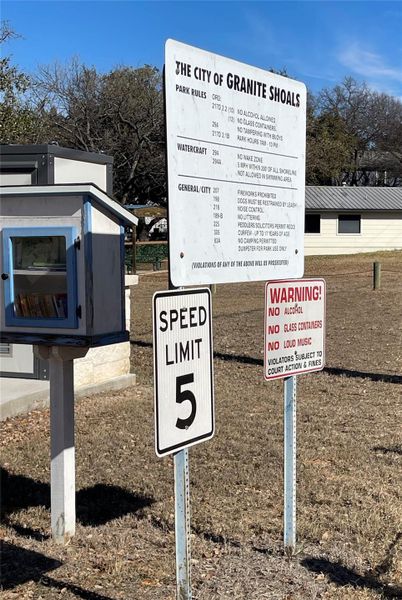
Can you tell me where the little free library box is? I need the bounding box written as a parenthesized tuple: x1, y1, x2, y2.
(0, 184, 138, 347)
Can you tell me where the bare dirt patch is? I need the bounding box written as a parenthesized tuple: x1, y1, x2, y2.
(1, 252, 402, 599)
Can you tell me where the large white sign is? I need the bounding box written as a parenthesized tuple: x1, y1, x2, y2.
(165, 39, 307, 286)
(153, 288, 214, 457)
(264, 279, 326, 380)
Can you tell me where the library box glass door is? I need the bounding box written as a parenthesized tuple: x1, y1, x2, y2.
(2, 227, 78, 329)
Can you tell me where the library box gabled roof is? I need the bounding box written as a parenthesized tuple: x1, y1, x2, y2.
(306, 186, 402, 212)
(0, 184, 138, 227)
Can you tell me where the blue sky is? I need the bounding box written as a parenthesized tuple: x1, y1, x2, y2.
(2, 1, 402, 99)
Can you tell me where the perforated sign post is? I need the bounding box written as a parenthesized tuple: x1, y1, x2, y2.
(264, 278, 326, 553)
(165, 38, 306, 286)
(153, 287, 214, 599)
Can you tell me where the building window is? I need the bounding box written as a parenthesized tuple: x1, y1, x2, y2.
(338, 214, 361, 234)
(305, 214, 321, 234)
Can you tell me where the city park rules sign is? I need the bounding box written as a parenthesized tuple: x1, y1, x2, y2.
(165, 39, 307, 286)
(264, 279, 326, 380)
(153, 288, 214, 457)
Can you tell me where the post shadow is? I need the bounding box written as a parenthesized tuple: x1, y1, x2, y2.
(35, 575, 115, 600)
(1, 541, 62, 590)
(301, 557, 402, 599)
(372, 445, 402, 456)
(1, 467, 155, 536)
(76, 483, 154, 526)
(131, 340, 402, 386)
(1, 541, 114, 599)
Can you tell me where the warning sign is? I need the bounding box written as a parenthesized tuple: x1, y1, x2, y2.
(264, 279, 325, 380)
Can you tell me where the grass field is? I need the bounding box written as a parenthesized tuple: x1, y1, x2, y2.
(1, 251, 402, 599)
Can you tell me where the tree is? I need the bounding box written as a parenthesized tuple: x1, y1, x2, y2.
(315, 77, 402, 186)
(369, 91, 402, 184)
(34, 59, 166, 204)
(0, 21, 41, 144)
(306, 110, 356, 185)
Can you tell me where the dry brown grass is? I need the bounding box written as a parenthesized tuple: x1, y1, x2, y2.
(1, 251, 401, 599)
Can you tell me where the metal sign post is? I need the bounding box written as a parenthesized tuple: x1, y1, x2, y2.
(174, 448, 192, 599)
(284, 375, 297, 554)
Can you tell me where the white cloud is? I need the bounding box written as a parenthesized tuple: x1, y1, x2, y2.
(338, 42, 402, 84)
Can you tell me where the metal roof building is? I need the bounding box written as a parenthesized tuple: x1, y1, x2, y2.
(306, 186, 402, 212)
(304, 186, 402, 256)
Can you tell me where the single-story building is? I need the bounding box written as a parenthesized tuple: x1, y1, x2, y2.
(305, 186, 402, 256)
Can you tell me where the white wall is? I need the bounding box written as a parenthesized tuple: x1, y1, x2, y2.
(304, 212, 402, 256)
(54, 157, 108, 193)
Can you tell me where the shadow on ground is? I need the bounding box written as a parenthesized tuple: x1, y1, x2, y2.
(0, 542, 61, 589)
(131, 339, 402, 385)
(1, 541, 114, 598)
(373, 445, 402, 456)
(1, 468, 154, 534)
(302, 557, 402, 599)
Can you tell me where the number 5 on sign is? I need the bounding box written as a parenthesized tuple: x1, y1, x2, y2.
(153, 288, 215, 457)
(175, 374, 197, 429)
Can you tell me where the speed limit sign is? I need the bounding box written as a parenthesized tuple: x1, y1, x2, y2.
(153, 288, 215, 457)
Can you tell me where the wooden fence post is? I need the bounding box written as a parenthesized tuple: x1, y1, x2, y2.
(373, 262, 381, 290)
